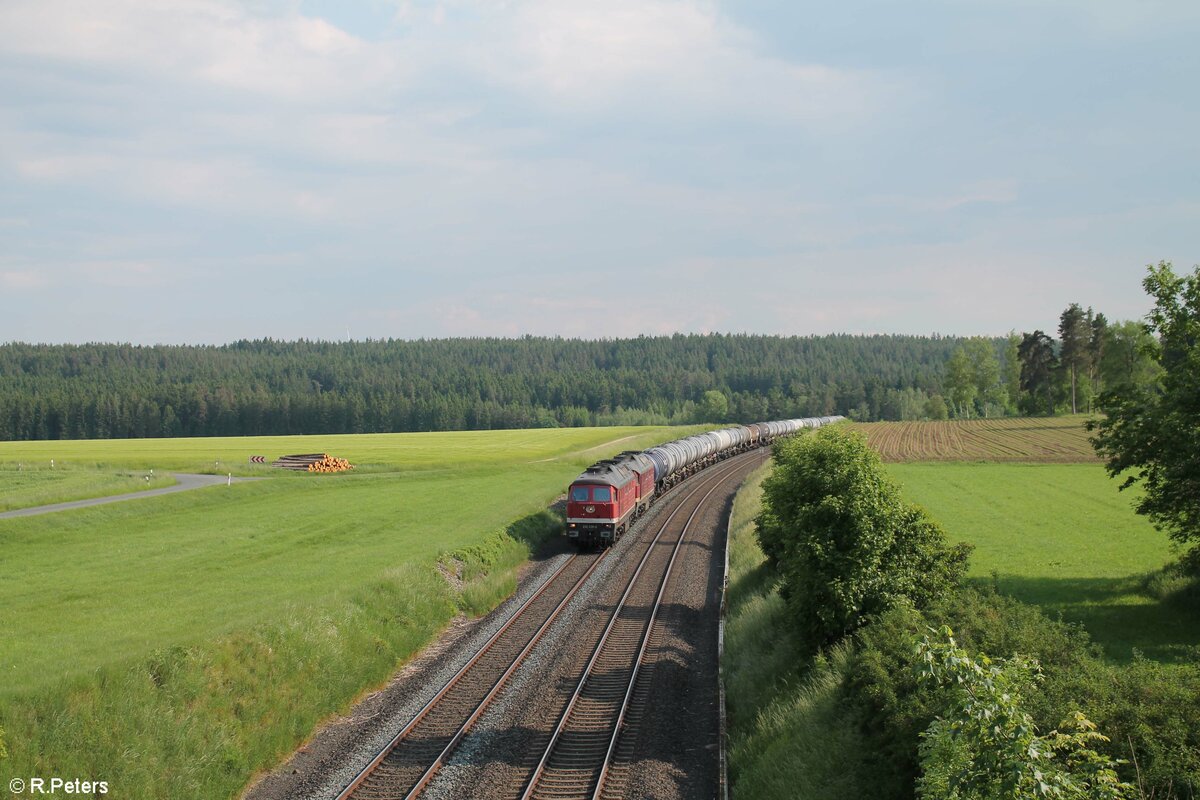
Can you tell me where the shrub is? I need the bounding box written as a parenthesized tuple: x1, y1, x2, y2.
(842, 587, 1200, 799)
(916, 627, 1133, 800)
(755, 427, 969, 649)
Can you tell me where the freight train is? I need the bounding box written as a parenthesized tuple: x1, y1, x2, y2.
(565, 416, 843, 547)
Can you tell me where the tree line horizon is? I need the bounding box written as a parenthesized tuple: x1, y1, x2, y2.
(0, 321, 1159, 441)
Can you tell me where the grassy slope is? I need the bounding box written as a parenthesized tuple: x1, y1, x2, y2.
(0, 426, 699, 799)
(0, 464, 177, 511)
(724, 462, 872, 800)
(889, 462, 1199, 663)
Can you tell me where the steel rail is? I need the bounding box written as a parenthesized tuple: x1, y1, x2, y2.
(337, 551, 593, 799)
(591, 466, 742, 800)
(403, 460, 741, 799)
(519, 454, 753, 800)
(395, 552, 606, 799)
(340, 449, 750, 800)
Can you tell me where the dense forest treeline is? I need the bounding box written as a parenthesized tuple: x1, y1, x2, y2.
(0, 334, 967, 440)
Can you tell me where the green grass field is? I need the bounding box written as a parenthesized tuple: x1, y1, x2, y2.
(0, 463, 177, 511)
(0, 425, 701, 798)
(0, 426, 688, 696)
(888, 462, 1199, 663)
(0, 427, 663, 475)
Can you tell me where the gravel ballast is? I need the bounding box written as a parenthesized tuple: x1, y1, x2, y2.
(246, 451, 765, 800)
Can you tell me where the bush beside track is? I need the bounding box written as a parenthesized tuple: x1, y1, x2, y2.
(725, 444, 1200, 799)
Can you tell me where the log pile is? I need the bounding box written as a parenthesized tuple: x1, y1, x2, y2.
(271, 453, 354, 473)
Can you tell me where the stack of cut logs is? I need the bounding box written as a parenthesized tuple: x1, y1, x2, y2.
(271, 453, 354, 473)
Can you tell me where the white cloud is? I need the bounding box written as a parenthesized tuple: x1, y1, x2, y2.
(0, 271, 49, 290)
(0, 0, 405, 103)
(456, 0, 888, 123)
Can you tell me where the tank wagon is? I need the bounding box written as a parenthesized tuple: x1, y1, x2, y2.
(565, 415, 845, 547)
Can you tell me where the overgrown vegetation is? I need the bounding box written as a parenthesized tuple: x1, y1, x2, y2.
(915, 628, 1132, 799)
(443, 510, 562, 616)
(726, 433, 1200, 800)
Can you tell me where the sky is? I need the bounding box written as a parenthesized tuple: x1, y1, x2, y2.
(1, 0, 1197, 344)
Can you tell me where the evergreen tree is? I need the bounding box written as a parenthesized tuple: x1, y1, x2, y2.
(1018, 331, 1058, 415)
(1058, 303, 1090, 414)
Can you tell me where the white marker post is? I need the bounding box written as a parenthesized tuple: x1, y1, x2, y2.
(227, 473, 232, 487)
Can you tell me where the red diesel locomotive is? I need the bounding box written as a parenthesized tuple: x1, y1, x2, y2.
(566, 451, 655, 546)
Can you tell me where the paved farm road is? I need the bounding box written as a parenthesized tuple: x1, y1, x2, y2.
(0, 473, 264, 520)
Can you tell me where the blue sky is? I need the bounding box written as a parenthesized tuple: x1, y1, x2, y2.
(1, 0, 1196, 344)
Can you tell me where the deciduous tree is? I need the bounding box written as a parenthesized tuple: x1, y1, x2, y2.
(756, 428, 970, 649)
(1099, 319, 1161, 392)
(916, 628, 1133, 800)
(1090, 261, 1200, 549)
(944, 347, 977, 418)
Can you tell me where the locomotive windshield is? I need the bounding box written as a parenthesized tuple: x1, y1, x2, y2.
(592, 486, 612, 501)
(570, 486, 589, 502)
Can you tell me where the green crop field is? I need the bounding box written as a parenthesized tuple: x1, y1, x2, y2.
(889, 462, 1199, 663)
(0, 425, 701, 799)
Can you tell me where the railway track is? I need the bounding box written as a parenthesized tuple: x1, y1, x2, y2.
(519, 453, 753, 800)
(339, 450, 756, 800)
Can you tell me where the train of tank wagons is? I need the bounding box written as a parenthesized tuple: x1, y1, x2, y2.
(565, 416, 845, 547)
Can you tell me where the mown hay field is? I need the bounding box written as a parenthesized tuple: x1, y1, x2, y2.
(849, 415, 1100, 462)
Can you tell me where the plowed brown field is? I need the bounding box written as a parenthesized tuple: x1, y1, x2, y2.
(848, 415, 1101, 463)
